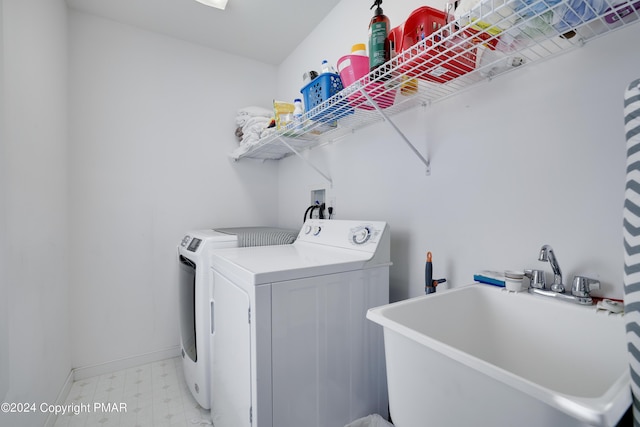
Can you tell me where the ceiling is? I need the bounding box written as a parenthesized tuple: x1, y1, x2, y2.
(65, 0, 342, 65)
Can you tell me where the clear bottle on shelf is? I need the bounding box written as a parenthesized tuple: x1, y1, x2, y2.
(293, 98, 304, 130)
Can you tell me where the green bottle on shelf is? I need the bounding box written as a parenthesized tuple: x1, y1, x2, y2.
(368, 0, 390, 80)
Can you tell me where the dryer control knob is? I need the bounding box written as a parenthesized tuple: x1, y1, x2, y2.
(304, 225, 312, 234)
(313, 226, 322, 236)
(352, 227, 371, 245)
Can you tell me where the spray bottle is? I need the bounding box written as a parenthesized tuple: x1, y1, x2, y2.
(368, 0, 391, 77)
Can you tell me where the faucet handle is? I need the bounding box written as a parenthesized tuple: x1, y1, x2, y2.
(571, 276, 600, 297)
(524, 269, 546, 289)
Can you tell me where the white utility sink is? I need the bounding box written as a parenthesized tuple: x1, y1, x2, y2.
(367, 284, 631, 427)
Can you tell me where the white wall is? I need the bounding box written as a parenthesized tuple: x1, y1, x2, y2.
(68, 11, 280, 369)
(0, 0, 9, 405)
(276, 0, 640, 301)
(1, 0, 71, 425)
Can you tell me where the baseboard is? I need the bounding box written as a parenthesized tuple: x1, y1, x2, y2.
(72, 346, 181, 381)
(43, 368, 74, 427)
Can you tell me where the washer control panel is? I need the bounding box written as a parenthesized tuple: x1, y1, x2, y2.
(180, 235, 202, 252)
(298, 219, 387, 252)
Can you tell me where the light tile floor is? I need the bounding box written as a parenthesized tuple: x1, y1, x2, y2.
(53, 357, 211, 427)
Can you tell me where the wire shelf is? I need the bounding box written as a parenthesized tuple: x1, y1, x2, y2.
(230, 0, 640, 162)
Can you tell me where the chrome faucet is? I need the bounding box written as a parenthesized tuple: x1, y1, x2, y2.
(527, 244, 601, 305)
(524, 269, 545, 289)
(538, 244, 564, 293)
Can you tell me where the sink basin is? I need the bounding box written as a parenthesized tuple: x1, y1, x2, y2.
(367, 284, 630, 427)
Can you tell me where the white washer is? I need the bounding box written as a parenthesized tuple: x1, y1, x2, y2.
(208, 219, 391, 427)
(177, 227, 296, 409)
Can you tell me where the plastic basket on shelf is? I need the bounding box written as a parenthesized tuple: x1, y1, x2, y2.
(453, 0, 517, 50)
(337, 54, 397, 110)
(395, 6, 477, 84)
(502, 0, 615, 43)
(300, 73, 352, 122)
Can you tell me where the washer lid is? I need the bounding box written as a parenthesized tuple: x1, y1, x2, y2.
(210, 220, 390, 285)
(210, 242, 381, 285)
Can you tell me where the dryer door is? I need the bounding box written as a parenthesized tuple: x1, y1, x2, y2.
(178, 255, 197, 362)
(210, 270, 252, 427)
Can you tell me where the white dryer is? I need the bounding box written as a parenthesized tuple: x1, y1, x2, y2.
(208, 219, 391, 427)
(177, 227, 296, 409)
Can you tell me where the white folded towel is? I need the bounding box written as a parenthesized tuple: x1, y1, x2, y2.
(240, 133, 260, 147)
(242, 116, 271, 132)
(241, 117, 271, 142)
(236, 106, 273, 127)
(235, 106, 275, 149)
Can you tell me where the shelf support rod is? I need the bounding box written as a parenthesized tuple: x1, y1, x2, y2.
(276, 136, 333, 186)
(358, 86, 431, 175)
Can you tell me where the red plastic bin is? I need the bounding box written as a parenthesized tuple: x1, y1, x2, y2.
(395, 6, 477, 84)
